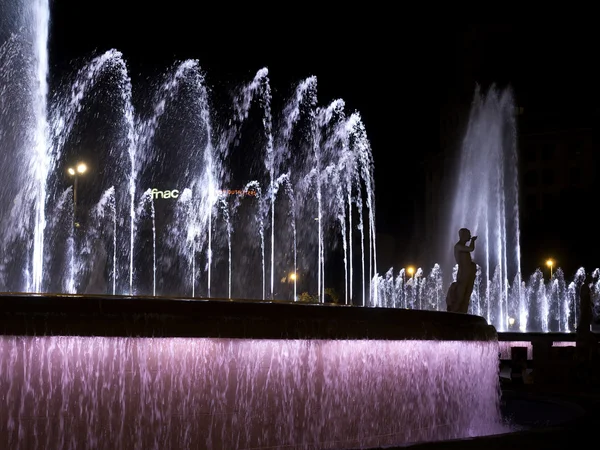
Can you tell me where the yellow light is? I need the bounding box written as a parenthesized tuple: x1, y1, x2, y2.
(289, 272, 297, 281)
(76, 163, 87, 174)
(67, 167, 75, 176)
(406, 266, 415, 276)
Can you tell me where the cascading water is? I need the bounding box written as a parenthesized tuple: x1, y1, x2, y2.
(137, 189, 157, 296)
(0, 3, 552, 449)
(0, 0, 50, 293)
(0, 4, 377, 303)
(0, 336, 506, 449)
(28, 0, 49, 294)
(445, 86, 520, 331)
(279, 77, 317, 301)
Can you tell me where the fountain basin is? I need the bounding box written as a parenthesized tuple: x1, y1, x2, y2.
(0, 293, 497, 340)
(0, 295, 502, 449)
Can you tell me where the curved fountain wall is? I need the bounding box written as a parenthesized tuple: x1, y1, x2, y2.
(0, 295, 504, 449)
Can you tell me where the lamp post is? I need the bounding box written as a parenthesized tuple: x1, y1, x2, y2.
(67, 162, 87, 228)
(546, 258, 554, 279)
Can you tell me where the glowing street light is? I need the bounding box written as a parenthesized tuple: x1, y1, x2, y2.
(289, 272, 297, 281)
(508, 317, 515, 327)
(406, 266, 415, 277)
(67, 162, 88, 228)
(546, 258, 554, 278)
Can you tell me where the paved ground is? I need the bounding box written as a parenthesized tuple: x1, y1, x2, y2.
(386, 387, 600, 450)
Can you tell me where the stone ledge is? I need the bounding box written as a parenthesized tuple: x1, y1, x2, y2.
(0, 293, 497, 341)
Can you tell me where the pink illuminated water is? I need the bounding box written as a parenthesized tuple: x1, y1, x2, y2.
(0, 337, 505, 449)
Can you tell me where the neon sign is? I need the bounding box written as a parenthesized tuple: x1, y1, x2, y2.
(151, 188, 179, 199)
(148, 188, 257, 200)
(220, 189, 257, 197)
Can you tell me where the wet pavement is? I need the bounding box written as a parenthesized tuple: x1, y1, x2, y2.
(375, 386, 600, 450)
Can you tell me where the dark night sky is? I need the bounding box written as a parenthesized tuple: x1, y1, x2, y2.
(439, 24, 594, 113)
(48, 3, 436, 233)
(47, 9, 595, 264)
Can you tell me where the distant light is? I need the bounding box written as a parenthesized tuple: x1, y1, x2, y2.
(67, 167, 75, 176)
(546, 259, 554, 268)
(508, 317, 515, 326)
(76, 163, 87, 174)
(407, 266, 415, 276)
(289, 272, 297, 281)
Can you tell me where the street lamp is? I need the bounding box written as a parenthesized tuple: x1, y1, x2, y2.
(67, 162, 87, 228)
(406, 266, 415, 277)
(546, 258, 554, 279)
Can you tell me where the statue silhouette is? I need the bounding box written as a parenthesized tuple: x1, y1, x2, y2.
(446, 228, 477, 313)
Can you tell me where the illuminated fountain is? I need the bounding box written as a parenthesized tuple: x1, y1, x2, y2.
(0, 0, 50, 293)
(0, 295, 507, 449)
(1, 0, 597, 336)
(445, 86, 521, 330)
(0, 2, 539, 448)
(374, 86, 600, 333)
(0, 2, 513, 449)
(376, 264, 600, 332)
(0, 2, 376, 304)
